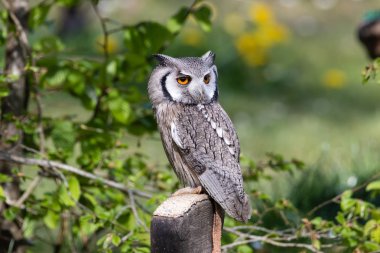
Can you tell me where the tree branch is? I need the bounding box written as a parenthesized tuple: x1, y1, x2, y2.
(223, 227, 330, 253)
(128, 189, 149, 232)
(12, 176, 42, 208)
(0, 152, 152, 199)
(1, 0, 30, 57)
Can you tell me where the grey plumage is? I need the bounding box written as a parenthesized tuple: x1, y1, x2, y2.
(148, 51, 251, 222)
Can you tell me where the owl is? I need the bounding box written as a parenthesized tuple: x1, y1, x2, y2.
(148, 51, 251, 222)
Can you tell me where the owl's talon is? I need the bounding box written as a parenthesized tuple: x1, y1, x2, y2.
(172, 186, 202, 196)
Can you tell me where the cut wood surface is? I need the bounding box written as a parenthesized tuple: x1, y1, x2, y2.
(151, 194, 214, 253)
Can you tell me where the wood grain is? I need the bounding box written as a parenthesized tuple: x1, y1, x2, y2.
(151, 194, 214, 253)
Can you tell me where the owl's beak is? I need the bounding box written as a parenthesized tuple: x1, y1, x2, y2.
(191, 85, 205, 102)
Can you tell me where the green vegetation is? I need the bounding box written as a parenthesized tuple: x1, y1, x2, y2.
(1, 0, 380, 252)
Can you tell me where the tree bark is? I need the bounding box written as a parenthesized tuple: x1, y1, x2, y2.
(0, 0, 29, 252)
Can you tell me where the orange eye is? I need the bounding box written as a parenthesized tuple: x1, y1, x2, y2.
(177, 76, 191, 85)
(204, 74, 210, 84)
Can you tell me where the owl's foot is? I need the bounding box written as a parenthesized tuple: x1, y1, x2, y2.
(172, 186, 202, 196)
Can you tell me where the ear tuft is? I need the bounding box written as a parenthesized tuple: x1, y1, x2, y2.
(201, 51, 215, 66)
(153, 54, 176, 66)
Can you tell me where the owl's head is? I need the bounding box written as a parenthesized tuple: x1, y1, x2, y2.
(148, 51, 218, 106)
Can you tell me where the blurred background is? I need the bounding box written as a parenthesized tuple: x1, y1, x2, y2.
(25, 0, 380, 218)
(2, 0, 380, 252)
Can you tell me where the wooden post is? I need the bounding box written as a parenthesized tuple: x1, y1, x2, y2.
(151, 194, 214, 253)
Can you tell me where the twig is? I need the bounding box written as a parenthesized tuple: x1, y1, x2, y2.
(223, 227, 324, 253)
(231, 225, 293, 236)
(0, 152, 152, 199)
(13, 176, 42, 207)
(120, 231, 133, 244)
(91, 2, 109, 62)
(128, 190, 149, 232)
(110, 230, 133, 250)
(90, 1, 109, 120)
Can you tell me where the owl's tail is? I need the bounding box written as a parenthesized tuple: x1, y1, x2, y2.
(219, 192, 251, 223)
(240, 193, 252, 222)
(198, 169, 251, 222)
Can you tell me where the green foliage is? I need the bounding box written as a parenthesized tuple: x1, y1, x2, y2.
(192, 5, 212, 32)
(241, 152, 305, 181)
(0, 0, 212, 251)
(362, 58, 380, 84)
(28, 2, 52, 30)
(367, 180, 380, 191)
(0, 0, 380, 252)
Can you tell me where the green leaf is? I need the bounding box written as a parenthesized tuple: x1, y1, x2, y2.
(106, 60, 118, 77)
(124, 22, 173, 55)
(0, 174, 10, 183)
(312, 239, 321, 250)
(83, 192, 98, 208)
(364, 220, 377, 237)
(33, 36, 64, 53)
(44, 69, 69, 88)
(4, 207, 19, 221)
(43, 210, 60, 229)
(192, 5, 212, 32)
(366, 180, 380, 191)
(0, 10, 8, 22)
(167, 7, 189, 33)
(58, 185, 75, 207)
(80, 214, 101, 236)
(23, 218, 37, 238)
(371, 209, 380, 220)
(336, 212, 346, 225)
(51, 121, 75, 155)
(56, 0, 78, 6)
(371, 226, 380, 243)
(311, 217, 323, 227)
(341, 190, 353, 200)
(0, 85, 9, 98)
(0, 186, 4, 199)
(237, 245, 253, 253)
(68, 176, 81, 202)
(28, 3, 51, 29)
(107, 90, 131, 124)
(364, 241, 380, 251)
(111, 234, 121, 246)
(341, 198, 356, 212)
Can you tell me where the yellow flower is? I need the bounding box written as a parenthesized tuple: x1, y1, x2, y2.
(223, 13, 246, 36)
(235, 33, 267, 66)
(249, 3, 274, 25)
(181, 27, 203, 46)
(262, 23, 289, 44)
(96, 35, 118, 54)
(322, 69, 346, 89)
(234, 3, 290, 67)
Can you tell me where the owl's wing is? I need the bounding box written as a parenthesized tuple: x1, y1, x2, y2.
(172, 103, 251, 222)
